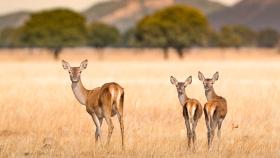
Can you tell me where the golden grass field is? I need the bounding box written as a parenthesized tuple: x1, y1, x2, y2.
(0, 48, 280, 157)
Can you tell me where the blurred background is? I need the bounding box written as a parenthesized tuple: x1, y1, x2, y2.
(0, 1, 280, 157)
(0, 0, 279, 60)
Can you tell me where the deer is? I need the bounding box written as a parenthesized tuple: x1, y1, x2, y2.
(62, 59, 125, 150)
(198, 71, 227, 151)
(170, 76, 202, 152)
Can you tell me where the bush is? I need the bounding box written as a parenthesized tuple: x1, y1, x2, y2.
(87, 22, 120, 48)
(257, 28, 279, 48)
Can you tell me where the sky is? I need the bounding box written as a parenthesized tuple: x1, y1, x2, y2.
(211, 0, 241, 5)
(0, 0, 241, 16)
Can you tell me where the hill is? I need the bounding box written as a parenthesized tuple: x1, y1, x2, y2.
(83, 0, 226, 31)
(209, 0, 280, 31)
(0, 11, 30, 30)
(175, 0, 225, 14)
(0, 0, 225, 32)
(3, 0, 280, 32)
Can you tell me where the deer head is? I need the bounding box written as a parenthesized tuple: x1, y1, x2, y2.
(62, 59, 88, 83)
(170, 76, 192, 95)
(198, 71, 219, 91)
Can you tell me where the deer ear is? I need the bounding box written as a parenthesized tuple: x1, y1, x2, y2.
(198, 71, 205, 81)
(185, 76, 192, 86)
(80, 59, 88, 70)
(62, 60, 70, 70)
(170, 76, 178, 85)
(212, 72, 219, 81)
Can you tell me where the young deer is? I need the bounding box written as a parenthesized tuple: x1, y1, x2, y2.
(198, 71, 227, 150)
(62, 59, 125, 149)
(170, 76, 202, 152)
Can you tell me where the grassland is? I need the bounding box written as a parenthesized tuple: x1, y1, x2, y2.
(0, 48, 279, 157)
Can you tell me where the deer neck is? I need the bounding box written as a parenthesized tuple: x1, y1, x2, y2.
(178, 91, 189, 106)
(71, 79, 89, 105)
(205, 88, 218, 101)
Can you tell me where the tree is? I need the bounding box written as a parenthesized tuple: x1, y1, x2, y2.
(233, 25, 256, 46)
(207, 31, 220, 47)
(0, 28, 19, 48)
(218, 26, 242, 48)
(257, 28, 279, 48)
(17, 9, 86, 59)
(217, 25, 256, 48)
(121, 28, 140, 48)
(135, 5, 209, 59)
(87, 22, 120, 48)
(87, 22, 120, 59)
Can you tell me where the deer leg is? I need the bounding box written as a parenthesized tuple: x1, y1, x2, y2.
(209, 119, 218, 150)
(104, 115, 114, 147)
(192, 121, 198, 152)
(204, 109, 211, 150)
(117, 112, 125, 150)
(116, 92, 125, 150)
(98, 118, 103, 144)
(217, 119, 223, 151)
(184, 117, 192, 150)
(99, 118, 103, 127)
(91, 113, 102, 146)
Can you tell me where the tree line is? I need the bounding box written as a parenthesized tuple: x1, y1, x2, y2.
(0, 6, 279, 59)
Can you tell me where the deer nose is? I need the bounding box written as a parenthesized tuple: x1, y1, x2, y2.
(71, 77, 79, 82)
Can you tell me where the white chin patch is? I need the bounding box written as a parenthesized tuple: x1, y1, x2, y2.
(72, 79, 79, 82)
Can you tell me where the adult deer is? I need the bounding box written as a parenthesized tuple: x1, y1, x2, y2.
(62, 59, 125, 149)
(198, 71, 227, 150)
(170, 76, 202, 152)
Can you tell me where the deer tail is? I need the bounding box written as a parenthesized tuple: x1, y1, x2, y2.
(188, 104, 196, 124)
(208, 105, 217, 128)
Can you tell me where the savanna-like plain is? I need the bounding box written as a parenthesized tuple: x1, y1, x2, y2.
(0, 48, 279, 157)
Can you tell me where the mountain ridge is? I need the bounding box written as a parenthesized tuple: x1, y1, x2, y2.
(83, 0, 226, 31)
(208, 0, 280, 31)
(0, 0, 225, 31)
(4, 0, 279, 32)
(0, 11, 30, 30)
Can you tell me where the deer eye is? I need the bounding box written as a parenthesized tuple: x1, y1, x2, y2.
(68, 71, 71, 74)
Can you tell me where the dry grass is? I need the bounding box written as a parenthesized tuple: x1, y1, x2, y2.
(0, 47, 280, 62)
(0, 48, 280, 157)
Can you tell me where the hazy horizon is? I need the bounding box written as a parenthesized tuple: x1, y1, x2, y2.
(0, 0, 240, 16)
(0, 0, 104, 16)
